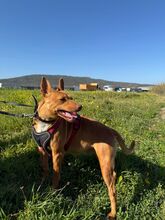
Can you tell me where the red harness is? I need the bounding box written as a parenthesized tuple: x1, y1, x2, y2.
(32, 116, 81, 155)
(63, 117, 81, 151)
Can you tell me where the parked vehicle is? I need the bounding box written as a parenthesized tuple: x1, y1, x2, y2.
(103, 85, 113, 91)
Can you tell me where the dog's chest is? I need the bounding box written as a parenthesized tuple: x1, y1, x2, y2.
(34, 121, 52, 133)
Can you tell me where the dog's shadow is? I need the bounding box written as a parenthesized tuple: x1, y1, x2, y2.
(0, 130, 39, 216)
(0, 146, 165, 216)
(61, 152, 165, 201)
(116, 151, 165, 208)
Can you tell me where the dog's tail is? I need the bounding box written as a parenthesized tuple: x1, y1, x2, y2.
(112, 129, 135, 155)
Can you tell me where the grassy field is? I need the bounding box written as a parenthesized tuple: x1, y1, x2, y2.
(0, 89, 165, 220)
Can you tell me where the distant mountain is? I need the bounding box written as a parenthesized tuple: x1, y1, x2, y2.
(0, 74, 152, 89)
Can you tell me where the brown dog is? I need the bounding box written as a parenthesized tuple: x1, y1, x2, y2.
(32, 77, 135, 220)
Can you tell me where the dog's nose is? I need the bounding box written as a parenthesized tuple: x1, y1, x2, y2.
(77, 104, 82, 111)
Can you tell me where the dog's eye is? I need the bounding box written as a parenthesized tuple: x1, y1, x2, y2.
(60, 97, 66, 101)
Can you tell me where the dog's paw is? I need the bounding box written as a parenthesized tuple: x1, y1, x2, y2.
(106, 213, 116, 220)
(106, 217, 116, 220)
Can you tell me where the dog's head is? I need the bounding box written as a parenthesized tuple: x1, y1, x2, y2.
(37, 77, 82, 122)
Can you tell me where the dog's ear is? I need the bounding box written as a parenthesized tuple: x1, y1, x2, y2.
(40, 77, 52, 96)
(57, 78, 64, 91)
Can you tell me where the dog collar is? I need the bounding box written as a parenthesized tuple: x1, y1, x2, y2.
(34, 111, 57, 123)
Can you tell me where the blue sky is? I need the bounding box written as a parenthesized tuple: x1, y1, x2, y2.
(0, 0, 165, 84)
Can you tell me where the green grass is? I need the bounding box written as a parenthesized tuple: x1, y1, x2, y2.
(0, 89, 165, 220)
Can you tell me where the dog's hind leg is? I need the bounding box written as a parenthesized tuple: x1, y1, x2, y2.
(93, 143, 117, 220)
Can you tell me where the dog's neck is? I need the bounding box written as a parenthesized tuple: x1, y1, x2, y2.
(34, 111, 56, 123)
(33, 111, 60, 133)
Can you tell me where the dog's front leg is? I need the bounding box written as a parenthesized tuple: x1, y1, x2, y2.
(38, 146, 49, 178)
(51, 149, 64, 189)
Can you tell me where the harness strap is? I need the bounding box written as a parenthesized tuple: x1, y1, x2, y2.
(47, 118, 62, 134)
(64, 118, 80, 151)
(47, 117, 80, 151)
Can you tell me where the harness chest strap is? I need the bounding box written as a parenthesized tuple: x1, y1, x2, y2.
(32, 118, 62, 155)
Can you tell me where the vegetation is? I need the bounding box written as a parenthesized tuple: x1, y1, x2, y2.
(152, 83, 165, 96)
(0, 89, 165, 220)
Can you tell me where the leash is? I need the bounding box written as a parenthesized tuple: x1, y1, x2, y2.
(0, 96, 37, 119)
(0, 110, 34, 118)
(0, 100, 33, 107)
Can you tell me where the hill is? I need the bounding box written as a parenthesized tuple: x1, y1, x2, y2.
(0, 74, 152, 89)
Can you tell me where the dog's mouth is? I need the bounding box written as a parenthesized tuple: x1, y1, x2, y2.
(57, 110, 78, 122)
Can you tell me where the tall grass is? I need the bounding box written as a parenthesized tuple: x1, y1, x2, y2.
(0, 89, 165, 219)
(151, 83, 165, 95)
